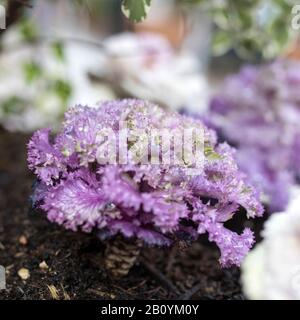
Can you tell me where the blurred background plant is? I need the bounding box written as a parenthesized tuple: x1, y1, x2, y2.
(183, 0, 298, 60)
(0, 0, 298, 131)
(121, 0, 299, 60)
(0, 0, 118, 131)
(0, 17, 73, 131)
(0, 0, 209, 132)
(242, 187, 300, 299)
(205, 61, 300, 213)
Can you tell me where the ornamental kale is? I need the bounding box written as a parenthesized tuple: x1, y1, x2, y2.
(208, 60, 300, 212)
(101, 32, 207, 112)
(28, 99, 263, 268)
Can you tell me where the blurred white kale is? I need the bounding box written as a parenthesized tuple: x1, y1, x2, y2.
(242, 187, 300, 300)
(0, 19, 114, 132)
(97, 32, 208, 113)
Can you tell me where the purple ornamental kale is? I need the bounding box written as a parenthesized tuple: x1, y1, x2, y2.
(28, 99, 263, 267)
(208, 60, 300, 212)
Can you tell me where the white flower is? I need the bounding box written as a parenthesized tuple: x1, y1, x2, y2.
(242, 187, 300, 299)
(100, 32, 208, 113)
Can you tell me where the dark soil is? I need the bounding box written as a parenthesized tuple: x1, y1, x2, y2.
(0, 129, 263, 300)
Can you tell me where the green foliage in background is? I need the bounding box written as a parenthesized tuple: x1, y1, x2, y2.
(120, 0, 298, 59)
(3, 0, 296, 59)
(22, 61, 43, 83)
(202, 0, 296, 59)
(2, 0, 298, 61)
(122, 0, 151, 22)
(18, 17, 39, 42)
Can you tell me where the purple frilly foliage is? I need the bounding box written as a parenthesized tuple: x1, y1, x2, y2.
(28, 99, 263, 267)
(207, 60, 300, 212)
